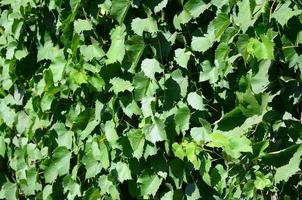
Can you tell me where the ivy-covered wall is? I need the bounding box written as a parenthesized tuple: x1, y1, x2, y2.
(0, 0, 302, 199)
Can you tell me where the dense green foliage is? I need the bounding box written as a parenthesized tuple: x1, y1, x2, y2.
(1, 0, 302, 199)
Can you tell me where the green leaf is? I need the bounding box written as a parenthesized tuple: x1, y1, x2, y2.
(153, 0, 168, 13)
(225, 135, 253, 159)
(88, 75, 105, 91)
(0, 136, 5, 157)
(175, 106, 190, 134)
(190, 127, 210, 143)
(80, 44, 105, 61)
(104, 120, 119, 144)
(1, 182, 17, 200)
(49, 57, 66, 83)
(52, 123, 73, 149)
(191, 35, 214, 53)
(98, 175, 120, 199)
(110, 77, 134, 94)
(172, 143, 185, 160)
(173, 10, 192, 30)
(15, 49, 28, 60)
(251, 59, 271, 94)
(63, 176, 81, 199)
(275, 145, 302, 184)
(210, 13, 231, 39)
(185, 142, 202, 169)
(37, 41, 64, 62)
(247, 35, 274, 61)
(125, 36, 145, 73)
(127, 129, 145, 159)
(99, 141, 110, 169)
(184, 0, 209, 18)
(42, 185, 52, 200)
(145, 117, 167, 144)
(185, 183, 200, 200)
(187, 92, 205, 111)
(44, 147, 71, 183)
(237, 89, 261, 117)
(70, 70, 88, 85)
(0, 101, 16, 128)
(74, 19, 93, 34)
(138, 174, 162, 197)
(141, 58, 163, 79)
(111, 0, 131, 24)
(16, 111, 30, 134)
(112, 161, 132, 182)
(254, 171, 272, 190)
(174, 48, 191, 69)
(106, 25, 126, 64)
(233, 0, 255, 32)
(161, 191, 173, 200)
(208, 133, 252, 159)
(41, 93, 55, 112)
(272, 2, 302, 27)
(131, 17, 158, 36)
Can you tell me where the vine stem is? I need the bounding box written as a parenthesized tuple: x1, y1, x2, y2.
(282, 45, 302, 49)
(269, 0, 277, 24)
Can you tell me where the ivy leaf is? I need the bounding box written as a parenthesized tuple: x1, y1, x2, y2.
(254, 171, 272, 190)
(41, 93, 55, 112)
(104, 120, 119, 144)
(251, 59, 271, 94)
(184, 0, 209, 18)
(74, 19, 93, 34)
(185, 142, 202, 169)
(161, 191, 173, 200)
(233, 0, 255, 32)
(88, 75, 105, 92)
(174, 48, 191, 69)
(145, 117, 167, 144)
(175, 106, 191, 134)
(110, 77, 134, 94)
(127, 129, 145, 159)
(247, 35, 274, 61)
(111, 0, 131, 24)
(0, 182, 17, 200)
(210, 13, 231, 39)
(138, 174, 162, 198)
(191, 34, 214, 53)
(275, 145, 302, 184)
(98, 175, 120, 199)
(208, 133, 252, 159)
(187, 92, 205, 111)
(125, 36, 145, 73)
(173, 10, 192, 30)
(52, 123, 73, 149)
(112, 161, 132, 183)
(70, 70, 88, 85)
(44, 147, 71, 183)
(49, 57, 66, 83)
(63, 176, 81, 199)
(131, 17, 158, 36)
(154, 0, 168, 13)
(185, 183, 201, 200)
(172, 143, 186, 160)
(0, 136, 5, 157)
(106, 25, 126, 64)
(272, 2, 302, 27)
(16, 111, 30, 134)
(80, 44, 105, 61)
(0, 101, 16, 128)
(141, 58, 163, 79)
(190, 127, 210, 143)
